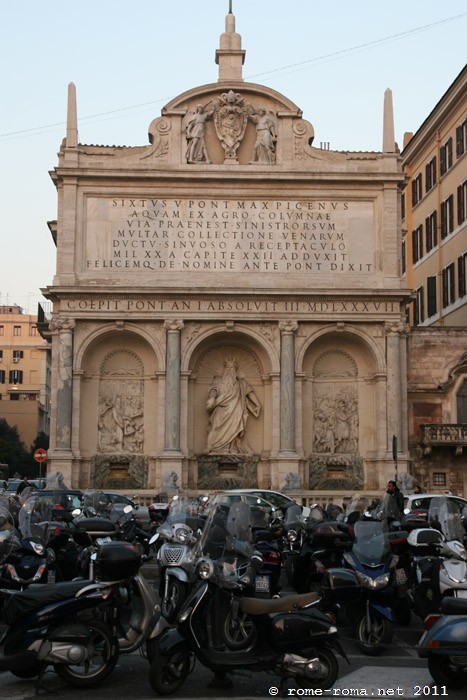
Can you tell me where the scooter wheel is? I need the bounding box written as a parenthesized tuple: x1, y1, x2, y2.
(354, 613, 393, 655)
(223, 610, 258, 650)
(428, 656, 467, 689)
(149, 648, 191, 695)
(294, 647, 339, 690)
(54, 620, 119, 688)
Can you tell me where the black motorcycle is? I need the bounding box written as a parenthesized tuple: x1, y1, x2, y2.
(148, 501, 347, 694)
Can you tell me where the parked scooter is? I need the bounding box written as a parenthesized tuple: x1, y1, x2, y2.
(155, 497, 203, 622)
(407, 496, 467, 619)
(417, 596, 467, 689)
(292, 504, 354, 595)
(148, 501, 347, 694)
(1, 496, 56, 588)
(0, 505, 119, 688)
(335, 517, 402, 654)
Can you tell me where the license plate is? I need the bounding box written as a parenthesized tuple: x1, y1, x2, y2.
(456, 590, 467, 599)
(395, 568, 407, 585)
(97, 537, 112, 545)
(255, 575, 270, 593)
(47, 570, 56, 584)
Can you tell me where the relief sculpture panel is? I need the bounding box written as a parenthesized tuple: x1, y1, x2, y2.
(97, 350, 145, 454)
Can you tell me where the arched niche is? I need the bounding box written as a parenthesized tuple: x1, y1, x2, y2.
(78, 330, 160, 462)
(185, 329, 273, 468)
(301, 330, 380, 489)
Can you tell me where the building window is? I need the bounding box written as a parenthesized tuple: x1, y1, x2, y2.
(0, 370, 5, 384)
(401, 240, 406, 274)
(432, 472, 446, 487)
(457, 378, 467, 423)
(425, 210, 438, 252)
(441, 195, 454, 239)
(401, 193, 406, 220)
(0, 325, 3, 336)
(0, 350, 2, 360)
(13, 325, 21, 336)
(427, 275, 437, 317)
(8, 370, 23, 385)
(442, 262, 455, 307)
(440, 136, 453, 176)
(412, 174, 423, 206)
(458, 179, 467, 225)
(414, 286, 425, 324)
(29, 326, 38, 337)
(425, 157, 437, 192)
(456, 118, 467, 158)
(459, 252, 466, 298)
(412, 225, 423, 263)
(12, 350, 24, 361)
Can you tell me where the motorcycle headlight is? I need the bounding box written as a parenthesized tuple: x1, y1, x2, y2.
(440, 563, 467, 584)
(31, 542, 45, 555)
(356, 571, 390, 589)
(287, 530, 298, 543)
(198, 558, 214, 580)
(174, 527, 190, 543)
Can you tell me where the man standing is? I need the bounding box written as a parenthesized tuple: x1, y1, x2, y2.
(384, 480, 405, 522)
(16, 475, 31, 495)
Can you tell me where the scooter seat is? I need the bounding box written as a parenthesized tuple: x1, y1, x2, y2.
(2, 580, 95, 626)
(240, 591, 319, 615)
(440, 597, 467, 615)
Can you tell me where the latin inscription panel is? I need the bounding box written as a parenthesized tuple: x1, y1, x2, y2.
(84, 197, 374, 275)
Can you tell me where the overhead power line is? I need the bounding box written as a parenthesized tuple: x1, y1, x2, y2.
(0, 12, 465, 142)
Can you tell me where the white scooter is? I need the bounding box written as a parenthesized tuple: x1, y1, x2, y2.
(407, 496, 467, 619)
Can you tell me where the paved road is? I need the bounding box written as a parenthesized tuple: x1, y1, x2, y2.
(1, 566, 464, 699)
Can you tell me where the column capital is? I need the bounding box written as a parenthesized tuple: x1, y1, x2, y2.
(164, 319, 184, 332)
(384, 320, 409, 336)
(278, 320, 298, 334)
(50, 318, 76, 332)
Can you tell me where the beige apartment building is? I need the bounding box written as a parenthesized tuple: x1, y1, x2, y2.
(402, 65, 467, 496)
(0, 305, 51, 448)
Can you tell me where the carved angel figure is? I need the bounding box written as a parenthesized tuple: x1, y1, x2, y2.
(183, 103, 215, 164)
(249, 107, 277, 164)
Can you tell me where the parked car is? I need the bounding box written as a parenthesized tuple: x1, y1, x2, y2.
(207, 491, 280, 527)
(404, 493, 467, 515)
(5, 478, 46, 493)
(404, 493, 467, 542)
(223, 489, 298, 514)
(22, 488, 84, 511)
(99, 492, 151, 531)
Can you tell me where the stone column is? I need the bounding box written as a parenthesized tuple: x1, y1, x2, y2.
(385, 321, 405, 456)
(164, 319, 184, 452)
(279, 321, 298, 453)
(52, 319, 75, 450)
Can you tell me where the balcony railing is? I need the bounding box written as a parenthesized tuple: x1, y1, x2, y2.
(420, 423, 467, 448)
(37, 302, 52, 341)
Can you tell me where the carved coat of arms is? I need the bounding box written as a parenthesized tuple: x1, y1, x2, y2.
(213, 90, 248, 163)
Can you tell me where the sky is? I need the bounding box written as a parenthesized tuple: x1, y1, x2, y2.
(1, 0, 466, 314)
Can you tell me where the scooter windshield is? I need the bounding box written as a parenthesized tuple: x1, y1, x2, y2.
(18, 496, 52, 545)
(352, 520, 391, 567)
(285, 503, 303, 530)
(345, 494, 372, 522)
(200, 501, 255, 561)
(157, 497, 203, 542)
(0, 504, 15, 563)
(429, 496, 464, 543)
